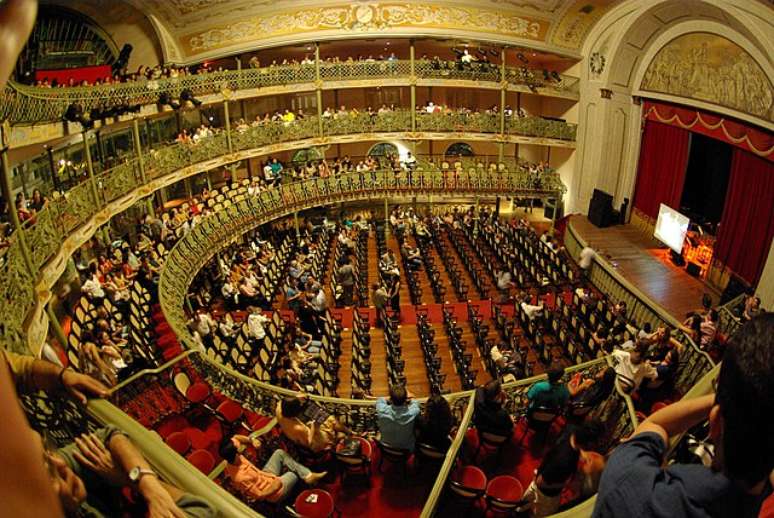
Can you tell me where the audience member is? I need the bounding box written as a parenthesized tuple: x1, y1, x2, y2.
(414, 394, 455, 451)
(374, 385, 421, 451)
(473, 379, 514, 437)
(527, 367, 570, 412)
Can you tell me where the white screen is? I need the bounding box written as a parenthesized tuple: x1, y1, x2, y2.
(654, 203, 690, 254)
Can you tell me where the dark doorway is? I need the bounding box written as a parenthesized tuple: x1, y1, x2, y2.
(680, 133, 732, 227)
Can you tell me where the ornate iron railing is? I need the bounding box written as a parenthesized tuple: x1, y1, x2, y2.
(564, 220, 716, 395)
(1, 59, 579, 124)
(716, 293, 744, 339)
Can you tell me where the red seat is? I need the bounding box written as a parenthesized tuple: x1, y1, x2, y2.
(154, 322, 172, 335)
(155, 415, 189, 439)
(183, 427, 214, 450)
(216, 400, 244, 423)
(157, 334, 179, 349)
(335, 437, 372, 483)
(245, 411, 272, 431)
(186, 382, 210, 403)
(162, 346, 183, 360)
(165, 431, 191, 455)
(485, 475, 524, 514)
(186, 449, 215, 474)
(449, 465, 487, 501)
(292, 489, 335, 518)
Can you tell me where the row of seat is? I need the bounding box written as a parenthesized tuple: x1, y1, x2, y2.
(442, 307, 479, 390)
(415, 310, 448, 394)
(427, 222, 470, 301)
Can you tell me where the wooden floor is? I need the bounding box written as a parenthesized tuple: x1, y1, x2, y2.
(570, 215, 720, 321)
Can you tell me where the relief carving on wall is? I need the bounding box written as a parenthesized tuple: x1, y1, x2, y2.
(184, 3, 546, 53)
(641, 33, 773, 122)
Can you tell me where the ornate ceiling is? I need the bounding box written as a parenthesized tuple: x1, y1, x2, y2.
(121, 0, 619, 63)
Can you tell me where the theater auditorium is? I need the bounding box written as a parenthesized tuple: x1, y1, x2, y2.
(0, 0, 772, 516)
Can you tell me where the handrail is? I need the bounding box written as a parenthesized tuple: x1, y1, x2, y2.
(2, 59, 579, 125)
(716, 293, 744, 338)
(420, 391, 476, 518)
(107, 349, 195, 395)
(1, 116, 571, 356)
(86, 398, 262, 517)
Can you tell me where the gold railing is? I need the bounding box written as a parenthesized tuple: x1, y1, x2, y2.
(1, 59, 578, 125)
(1, 112, 573, 355)
(564, 220, 716, 394)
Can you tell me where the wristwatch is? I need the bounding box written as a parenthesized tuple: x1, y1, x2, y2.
(128, 466, 157, 483)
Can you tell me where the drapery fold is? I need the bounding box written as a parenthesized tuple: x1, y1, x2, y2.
(714, 150, 774, 285)
(632, 120, 691, 219)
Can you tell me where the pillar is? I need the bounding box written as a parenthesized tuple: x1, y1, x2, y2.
(132, 118, 155, 217)
(410, 40, 416, 133)
(498, 48, 507, 164)
(82, 130, 106, 245)
(223, 99, 233, 154)
(315, 43, 324, 138)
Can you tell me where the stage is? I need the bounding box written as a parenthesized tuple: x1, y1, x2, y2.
(569, 215, 720, 321)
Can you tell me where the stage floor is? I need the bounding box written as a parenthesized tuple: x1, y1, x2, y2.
(570, 215, 720, 322)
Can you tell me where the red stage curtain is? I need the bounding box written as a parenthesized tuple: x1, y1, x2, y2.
(632, 120, 691, 219)
(643, 101, 774, 161)
(715, 150, 774, 285)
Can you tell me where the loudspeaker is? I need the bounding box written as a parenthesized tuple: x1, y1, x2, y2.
(588, 189, 614, 228)
(686, 262, 701, 277)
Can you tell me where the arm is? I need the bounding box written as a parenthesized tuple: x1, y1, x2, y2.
(3, 350, 108, 404)
(107, 433, 186, 518)
(632, 393, 715, 444)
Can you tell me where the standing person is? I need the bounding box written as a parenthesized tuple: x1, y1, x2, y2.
(373, 385, 421, 451)
(579, 246, 595, 280)
(246, 306, 269, 350)
(372, 283, 390, 328)
(594, 315, 774, 518)
(337, 256, 356, 307)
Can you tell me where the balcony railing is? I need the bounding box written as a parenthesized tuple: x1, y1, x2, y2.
(1, 59, 579, 125)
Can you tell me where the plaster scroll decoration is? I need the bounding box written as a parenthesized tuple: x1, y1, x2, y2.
(184, 3, 547, 53)
(589, 52, 606, 78)
(641, 33, 773, 122)
(550, 0, 617, 49)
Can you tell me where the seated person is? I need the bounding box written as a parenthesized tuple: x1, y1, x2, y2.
(490, 341, 525, 379)
(415, 394, 455, 451)
(473, 379, 514, 437)
(520, 294, 545, 321)
(527, 366, 570, 412)
(373, 384, 421, 451)
(220, 437, 326, 503)
(611, 340, 658, 393)
(275, 396, 350, 453)
(594, 315, 774, 517)
(520, 419, 605, 517)
(45, 426, 215, 517)
(568, 367, 616, 408)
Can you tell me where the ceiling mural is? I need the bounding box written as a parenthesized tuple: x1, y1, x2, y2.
(549, 0, 618, 49)
(641, 32, 773, 122)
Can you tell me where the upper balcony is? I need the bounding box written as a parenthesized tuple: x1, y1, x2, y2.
(1, 59, 579, 129)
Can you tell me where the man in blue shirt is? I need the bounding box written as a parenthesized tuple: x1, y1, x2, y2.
(374, 385, 421, 451)
(594, 314, 774, 517)
(527, 366, 570, 411)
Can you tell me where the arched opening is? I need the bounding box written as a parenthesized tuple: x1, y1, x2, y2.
(444, 142, 474, 157)
(367, 142, 399, 158)
(291, 147, 323, 164)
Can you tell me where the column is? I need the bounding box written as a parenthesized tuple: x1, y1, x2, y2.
(223, 99, 233, 154)
(82, 131, 103, 211)
(0, 132, 34, 273)
(410, 40, 416, 133)
(46, 145, 61, 193)
(294, 211, 300, 237)
(384, 198, 389, 239)
(498, 48, 507, 163)
(315, 43, 324, 138)
(132, 118, 156, 217)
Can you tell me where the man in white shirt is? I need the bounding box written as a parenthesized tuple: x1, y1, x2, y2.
(579, 246, 596, 274)
(247, 306, 269, 344)
(611, 341, 658, 393)
(520, 294, 544, 321)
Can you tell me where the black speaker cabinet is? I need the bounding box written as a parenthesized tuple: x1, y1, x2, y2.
(686, 262, 701, 277)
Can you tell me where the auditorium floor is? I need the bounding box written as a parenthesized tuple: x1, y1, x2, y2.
(570, 216, 720, 320)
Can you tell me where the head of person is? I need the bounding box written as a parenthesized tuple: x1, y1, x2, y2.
(425, 394, 453, 427)
(482, 379, 503, 404)
(630, 341, 648, 364)
(642, 322, 652, 334)
(219, 439, 240, 465)
(711, 314, 774, 489)
(281, 396, 304, 418)
(702, 293, 712, 311)
(389, 384, 408, 406)
(707, 308, 718, 323)
(572, 418, 604, 451)
(547, 366, 565, 385)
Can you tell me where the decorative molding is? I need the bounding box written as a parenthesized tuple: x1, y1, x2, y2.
(182, 3, 547, 53)
(641, 32, 773, 122)
(550, 0, 618, 49)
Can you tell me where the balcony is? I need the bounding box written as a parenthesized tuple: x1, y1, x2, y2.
(1, 59, 579, 126)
